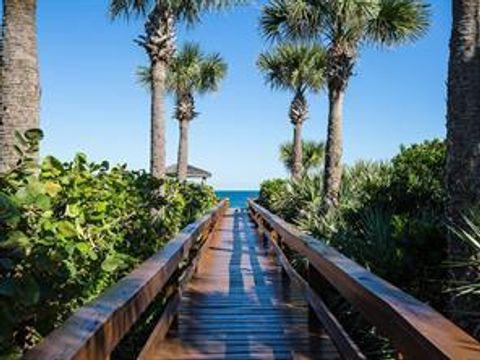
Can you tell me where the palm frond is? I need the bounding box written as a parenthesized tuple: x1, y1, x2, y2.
(111, 0, 246, 24)
(257, 43, 327, 93)
(279, 140, 325, 175)
(136, 65, 152, 90)
(109, 0, 151, 19)
(198, 53, 228, 93)
(260, 0, 322, 42)
(137, 42, 227, 97)
(178, 0, 248, 26)
(260, 0, 430, 49)
(365, 0, 431, 46)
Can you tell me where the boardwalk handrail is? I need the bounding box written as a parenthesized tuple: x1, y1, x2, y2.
(249, 200, 480, 360)
(24, 199, 228, 360)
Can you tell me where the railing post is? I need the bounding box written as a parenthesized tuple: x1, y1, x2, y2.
(307, 261, 330, 328)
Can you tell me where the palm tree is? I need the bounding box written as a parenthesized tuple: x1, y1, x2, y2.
(446, 0, 480, 320)
(110, 0, 238, 179)
(0, 0, 40, 173)
(446, 1, 480, 227)
(258, 44, 326, 180)
(138, 43, 227, 181)
(280, 140, 325, 176)
(261, 0, 430, 210)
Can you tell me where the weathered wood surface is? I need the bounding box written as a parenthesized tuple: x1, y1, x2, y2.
(142, 209, 341, 359)
(249, 200, 480, 360)
(261, 227, 366, 360)
(24, 200, 228, 360)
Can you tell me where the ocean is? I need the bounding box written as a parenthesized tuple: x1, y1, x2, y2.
(215, 190, 259, 208)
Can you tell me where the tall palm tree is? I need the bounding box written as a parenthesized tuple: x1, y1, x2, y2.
(139, 43, 227, 181)
(446, 1, 480, 227)
(280, 140, 325, 176)
(258, 44, 326, 180)
(261, 0, 430, 210)
(110, 0, 238, 179)
(446, 0, 480, 317)
(0, 0, 40, 173)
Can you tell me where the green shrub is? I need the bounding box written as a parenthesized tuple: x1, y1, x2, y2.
(340, 160, 392, 212)
(0, 134, 217, 357)
(260, 139, 448, 301)
(257, 178, 288, 211)
(258, 139, 450, 357)
(390, 139, 446, 215)
(448, 212, 480, 338)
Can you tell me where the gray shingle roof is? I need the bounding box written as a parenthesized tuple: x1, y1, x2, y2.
(166, 164, 212, 179)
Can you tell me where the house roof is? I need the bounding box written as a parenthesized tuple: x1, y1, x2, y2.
(166, 164, 212, 179)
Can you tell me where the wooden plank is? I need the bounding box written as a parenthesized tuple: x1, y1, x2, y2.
(144, 209, 341, 360)
(249, 201, 480, 360)
(264, 230, 366, 360)
(137, 209, 223, 359)
(137, 291, 181, 360)
(24, 200, 228, 360)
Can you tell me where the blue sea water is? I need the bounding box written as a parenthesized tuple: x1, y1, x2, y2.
(215, 190, 259, 208)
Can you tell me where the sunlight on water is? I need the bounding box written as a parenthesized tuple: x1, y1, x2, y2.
(215, 190, 259, 208)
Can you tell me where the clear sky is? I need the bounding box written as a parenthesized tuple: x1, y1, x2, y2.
(30, 1, 449, 190)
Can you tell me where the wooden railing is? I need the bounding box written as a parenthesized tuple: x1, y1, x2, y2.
(24, 200, 228, 360)
(249, 200, 480, 360)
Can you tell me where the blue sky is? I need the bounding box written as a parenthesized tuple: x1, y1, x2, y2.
(33, 1, 449, 189)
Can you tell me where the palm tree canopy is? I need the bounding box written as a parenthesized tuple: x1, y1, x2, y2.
(138, 42, 227, 96)
(280, 140, 325, 175)
(260, 0, 430, 48)
(257, 43, 326, 94)
(110, 0, 243, 24)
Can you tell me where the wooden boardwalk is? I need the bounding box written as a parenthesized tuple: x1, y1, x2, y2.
(25, 201, 480, 360)
(142, 209, 340, 359)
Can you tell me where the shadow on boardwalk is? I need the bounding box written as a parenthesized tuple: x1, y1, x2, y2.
(143, 208, 339, 359)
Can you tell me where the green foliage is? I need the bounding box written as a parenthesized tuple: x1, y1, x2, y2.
(0, 135, 217, 357)
(110, 0, 243, 24)
(339, 160, 392, 212)
(448, 212, 480, 338)
(279, 140, 325, 176)
(138, 43, 228, 99)
(258, 139, 450, 356)
(270, 175, 322, 223)
(390, 139, 446, 214)
(257, 43, 326, 94)
(257, 178, 288, 211)
(260, 0, 431, 49)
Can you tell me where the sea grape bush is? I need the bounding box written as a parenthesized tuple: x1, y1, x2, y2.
(0, 132, 217, 357)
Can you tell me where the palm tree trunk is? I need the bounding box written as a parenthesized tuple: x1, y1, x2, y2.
(138, 6, 176, 179)
(322, 87, 345, 211)
(177, 120, 189, 182)
(446, 0, 480, 317)
(0, 0, 40, 173)
(290, 90, 307, 180)
(446, 0, 480, 226)
(150, 60, 167, 178)
(292, 122, 303, 180)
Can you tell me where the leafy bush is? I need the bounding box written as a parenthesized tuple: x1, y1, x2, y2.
(279, 140, 325, 176)
(448, 212, 480, 338)
(257, 178, 288, 211)
(340, 160, 392, 213)
(257, 139, 450, 356)
(390, 139, 446, 215)
(258, 145, 448, 301)
(0, 133, 217, 357)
